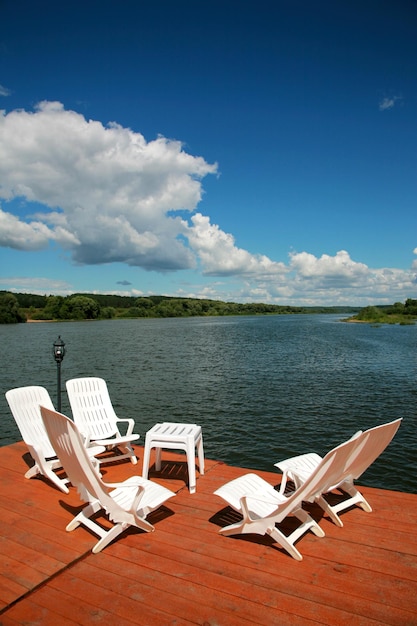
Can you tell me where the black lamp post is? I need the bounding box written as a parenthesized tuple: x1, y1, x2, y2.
(53, 335, 66, 412)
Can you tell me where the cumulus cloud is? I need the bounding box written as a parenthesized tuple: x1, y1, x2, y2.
(0, 101, 415, 306)
(0, 100, 291, 280)
(187, 213, 287, 277)
(289, 250, 368, 281)
(0, 101, 217, 270)
(0, 207, 53, 249)
(241, 250, 416, 305)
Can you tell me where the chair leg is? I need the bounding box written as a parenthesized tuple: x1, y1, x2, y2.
(219, 518, 306, 562)
(197, 436, 205, 475)
(155, 447, 162, 471)
(292, 507, 325, 538)
(25, 464, 40, 479)
(334, 481, 373, 513)
(121, 443, 137, 465)
(92, 523, 127, 554)
(187, 440, 197, 493)
(316, 495, 344, 527)
(42, 467, 70, 494)
(34, 458, 70, 494)
(142, 442, 152, 478)
(218, 519, 247, 537)
(267, 526, 304, 561)
(26, 454, 70, 494)
(66, 500, 102, 532)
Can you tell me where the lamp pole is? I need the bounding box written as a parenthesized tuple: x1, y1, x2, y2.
(53, 336, 66, 412)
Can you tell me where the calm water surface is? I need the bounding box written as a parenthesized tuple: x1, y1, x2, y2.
(0, 315, 415, 493)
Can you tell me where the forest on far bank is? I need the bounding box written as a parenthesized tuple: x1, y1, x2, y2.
(0, 290, 360, 323)
(344, 299, 417, 325)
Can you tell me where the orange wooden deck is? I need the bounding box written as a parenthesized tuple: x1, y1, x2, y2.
(0, 441, 416, 625)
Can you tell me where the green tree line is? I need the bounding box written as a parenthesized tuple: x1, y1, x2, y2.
(346, 299, 417, 325)
(0, 290, 364, 323)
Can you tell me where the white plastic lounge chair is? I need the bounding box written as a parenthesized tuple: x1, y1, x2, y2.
(40, 405, 176, 553)
(5, 385, 104, 494)
(66, 377, 139, 465)
(275, 418, 402, 527)
(214, 434, 362, 560)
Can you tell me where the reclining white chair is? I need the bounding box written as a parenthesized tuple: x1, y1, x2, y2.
(66, 377, 139, 465)
(5, 385, 104, 494)
(274, 418, 402, 527)
(40, 405, 176, 553)
(214, 434, 363, 561)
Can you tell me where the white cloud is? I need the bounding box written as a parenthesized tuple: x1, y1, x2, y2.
(0, 207, 53, 249)
(379, 95, 402, 111)
(0, 84, 11, 97)
(187, 213, 287, 277)
(196, 250, 415, 306)
(0, 276, 72, 293)
(0, 101, 415, 306)
(289, 250, 368, 280)
(255, 250, 416, 305)
(0, 101, 217, 270)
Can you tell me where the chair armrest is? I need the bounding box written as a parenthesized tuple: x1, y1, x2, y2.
(115, 418, 135, 436)
(240, 493, 282, 521)
(79, 431, 91, 447)
(275, 452, 322, 489)
(277, 469, 292, 495)
(104, 480, 132, 489)
(131, 484, 146, 511)
(105, 481, 149, 523)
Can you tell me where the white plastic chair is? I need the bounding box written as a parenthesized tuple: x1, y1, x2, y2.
(275, 418, 402, 527)
(40, 405, 176, 553)
(66, 377, 139, 465)
(5, 386, 104, 493)
(214, 434, 362, 561)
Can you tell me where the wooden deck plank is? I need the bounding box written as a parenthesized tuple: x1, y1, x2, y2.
(0, 579, 28, 608)
(1, 598, 81, 626)
(49, 560, 261, 626)
(105, 541, 387, 625)
(12, 584, 141, 626)
(0, 441, 416, 625)
(158, 495, 417, 583)
(148, 519, 417, 610)
(115, 504, 417, 625)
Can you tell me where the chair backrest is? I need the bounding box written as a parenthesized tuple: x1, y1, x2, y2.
(344, 418, 402, 480)
(40, 405, 120, 511)
(5, 386, 56, 458)
(66, 377, 120, 440)
(274, 435, 365, 523)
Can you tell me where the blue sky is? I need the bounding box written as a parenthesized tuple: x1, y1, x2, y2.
(0, 0, 416, 306)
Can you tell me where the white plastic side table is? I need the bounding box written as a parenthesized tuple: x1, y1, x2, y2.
(142, 422, 204, 493)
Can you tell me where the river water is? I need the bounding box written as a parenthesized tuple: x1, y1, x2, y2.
(0, 314, 415, 493)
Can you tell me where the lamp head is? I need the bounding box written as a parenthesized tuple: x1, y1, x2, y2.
(53, 335, 66, 363)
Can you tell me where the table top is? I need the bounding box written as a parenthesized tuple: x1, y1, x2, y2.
(146, 422, 202, 440)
